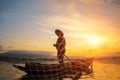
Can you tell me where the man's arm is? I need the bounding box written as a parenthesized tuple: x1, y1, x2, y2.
(53, 38, 61, 48)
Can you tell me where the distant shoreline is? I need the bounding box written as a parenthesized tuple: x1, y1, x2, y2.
(0, 55, 120, 64)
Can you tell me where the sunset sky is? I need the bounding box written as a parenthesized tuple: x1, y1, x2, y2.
(0, 0, 120, 56)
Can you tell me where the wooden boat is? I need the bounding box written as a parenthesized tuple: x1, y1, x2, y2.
(13, 57, 94, 79)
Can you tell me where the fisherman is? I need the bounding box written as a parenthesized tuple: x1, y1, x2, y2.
(53, 29, 66, 64)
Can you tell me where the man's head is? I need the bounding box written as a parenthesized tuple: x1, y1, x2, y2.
(55, 29, 64, 37)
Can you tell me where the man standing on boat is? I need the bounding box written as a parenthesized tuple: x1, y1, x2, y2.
(53, 29, 66, 64)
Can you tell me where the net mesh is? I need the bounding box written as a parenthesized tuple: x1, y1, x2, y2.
(12, 57, 93, 80)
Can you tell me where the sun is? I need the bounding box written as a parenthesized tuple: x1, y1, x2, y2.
(88, 36, 100, 45)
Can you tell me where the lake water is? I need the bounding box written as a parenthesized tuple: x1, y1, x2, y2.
(0, 59, 120, 80)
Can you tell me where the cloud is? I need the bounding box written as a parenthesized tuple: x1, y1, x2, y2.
(109, 0, 120, 6)
(27, 0, 120, 37)
(78, 0, 103, 4)
(78, 0, 120, 6)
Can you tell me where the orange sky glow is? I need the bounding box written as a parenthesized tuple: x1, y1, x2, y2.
(0, 0, 120, 57)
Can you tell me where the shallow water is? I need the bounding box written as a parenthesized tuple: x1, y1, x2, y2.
(0, 59, 120, 80)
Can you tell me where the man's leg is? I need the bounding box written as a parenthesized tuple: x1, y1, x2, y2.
(57, 51, 61, 64)
(58, 54, 63, 64)
(57, 50, 65, 64)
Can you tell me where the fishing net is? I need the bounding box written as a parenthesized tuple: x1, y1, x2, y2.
(12, 56, 93, 80)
